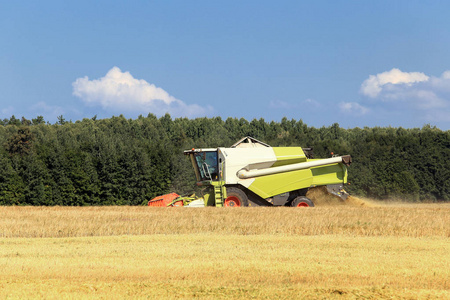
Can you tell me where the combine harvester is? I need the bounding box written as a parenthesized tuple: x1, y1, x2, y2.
(148, 137, 351, 207)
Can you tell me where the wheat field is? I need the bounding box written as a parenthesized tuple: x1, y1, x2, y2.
(0, 204, 449, 299)
(1, 204, 448, 238)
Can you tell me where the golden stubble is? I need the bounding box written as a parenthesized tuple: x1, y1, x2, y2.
(0, 205, 448, 238)
(0, 234, 449, 299)
(0, 204, 449, 299)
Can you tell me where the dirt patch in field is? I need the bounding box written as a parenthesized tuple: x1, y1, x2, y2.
(306, 186, 378, 207)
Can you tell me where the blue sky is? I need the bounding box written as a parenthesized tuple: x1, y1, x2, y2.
(2, 1, 450, 129)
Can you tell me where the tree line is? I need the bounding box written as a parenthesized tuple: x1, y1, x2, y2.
(0, 114, 448, 205)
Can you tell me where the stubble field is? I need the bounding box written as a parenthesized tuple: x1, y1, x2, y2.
(0, 203, 449, 299)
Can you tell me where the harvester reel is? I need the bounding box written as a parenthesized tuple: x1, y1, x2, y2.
(291, 196, 315, 207)
(224, 187, 249, 207)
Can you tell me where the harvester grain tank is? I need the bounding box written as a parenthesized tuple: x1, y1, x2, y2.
(148, 137, 351, 207)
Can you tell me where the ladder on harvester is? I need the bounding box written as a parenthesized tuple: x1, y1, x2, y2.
(212, 181, 226, 207)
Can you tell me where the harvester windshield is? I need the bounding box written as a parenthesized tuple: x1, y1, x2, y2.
(192, 151, 219, 181)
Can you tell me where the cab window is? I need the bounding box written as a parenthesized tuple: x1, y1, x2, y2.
(194, 151, 218, 181)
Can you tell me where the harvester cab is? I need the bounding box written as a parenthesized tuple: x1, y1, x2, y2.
(187, 149, 220, 182)
(148, 137, 352, 207)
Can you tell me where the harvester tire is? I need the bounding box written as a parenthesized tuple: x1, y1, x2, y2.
(291, 196, 314, 207)
(224, 187, 249, 207)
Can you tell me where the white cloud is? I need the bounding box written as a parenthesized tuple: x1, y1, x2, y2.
(360, 69, 450, 108)
(361, 68, 429, 98)
(442, 71, 450, 80)
(360, 68, 450, 124)
(72, 67, 213, 117)
(339, 102, 369, 115)
(411, 90, 446, 109)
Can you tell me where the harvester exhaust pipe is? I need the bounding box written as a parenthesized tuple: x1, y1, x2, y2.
(237, 155, 351, 179)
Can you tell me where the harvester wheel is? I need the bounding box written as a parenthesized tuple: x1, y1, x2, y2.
(224, 187, 249, 207)
(291, 196, 315, 207)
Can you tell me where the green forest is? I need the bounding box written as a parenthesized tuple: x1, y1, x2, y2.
(0, 114, 449, 205)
